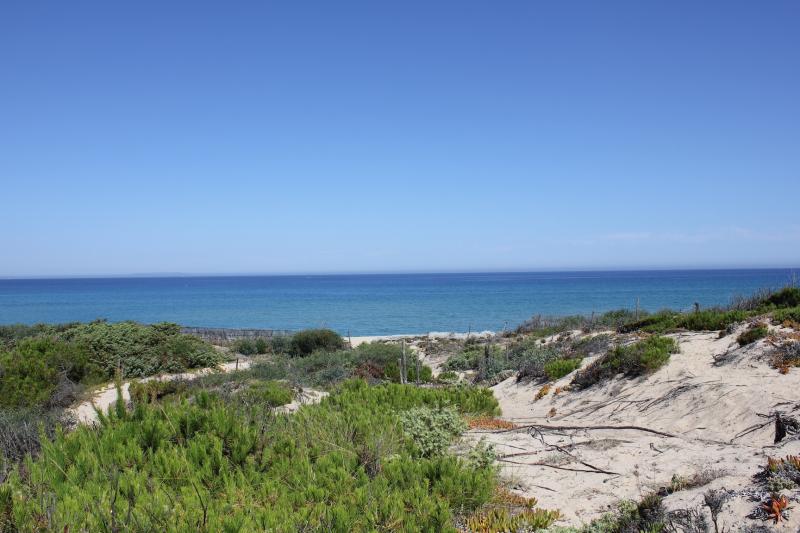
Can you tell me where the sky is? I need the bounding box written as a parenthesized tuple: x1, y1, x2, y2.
(1, 1, 799, 277)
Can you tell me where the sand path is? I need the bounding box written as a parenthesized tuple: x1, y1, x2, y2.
(70, 359, 252, 425)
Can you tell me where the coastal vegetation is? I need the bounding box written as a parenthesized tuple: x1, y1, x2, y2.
(571, 335, 679, 389)
(512, 287, 800, 337)
(0, 321, 220, 410)
(2, 285, 799, 530)
(0, 379, 556, 532)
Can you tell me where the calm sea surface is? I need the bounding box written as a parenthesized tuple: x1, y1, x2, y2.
(0, 269, 796, 335)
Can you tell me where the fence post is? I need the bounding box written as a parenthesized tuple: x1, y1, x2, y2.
(400, 341, 407, 384)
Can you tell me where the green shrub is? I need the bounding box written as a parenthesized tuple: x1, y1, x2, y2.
(676, 309, 748, 331)
(443, 350, 478, 371)
(324, 379, 500, 416)
(269, 335, 291, 354)
(774, 306, 800, 324)
(572, 336, 678, 389)
(398, 406, 466, 457)
(288, 328, 345, 356)
(0, 321, 221, 410)
(544, 358, 583, 380)
(0, 408, 68, 481)
(384, 360, 434, 383)
(437, 370, 459, 384)
(737, 325, 768, 346)
(515, 345, 562, 381)
(231, 337, 270, 355)
(1, 379, 498, 531)
(254, 338, 269, 354)
(61, 320, 221, 378)
(587, 494, 665, 533)
(231, 338, 258, 355)
(129, 379, 188, 405)
(236, 380, 293, 408)
(763, 287, 800, 309)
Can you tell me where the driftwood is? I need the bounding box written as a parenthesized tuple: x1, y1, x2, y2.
(491, 423, 676, 438)
(497, 458, 619, 475)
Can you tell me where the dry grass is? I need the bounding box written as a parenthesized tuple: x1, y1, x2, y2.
(535, 384, 551, 400)
(467, 417, 518, 430)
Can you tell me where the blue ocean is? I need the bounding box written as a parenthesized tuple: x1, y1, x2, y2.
(0, 269, 796, 335)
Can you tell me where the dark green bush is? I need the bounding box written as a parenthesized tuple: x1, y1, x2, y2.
(236, 380, 293, 408)
(254, 338, 269, 354)
(231, 338, 258, 355)
(384, 360, 434, 383)
(676, 309, 748, 331)
(231, 337, 270, 355)
(737, 325, 768, 346)
(288, 328, 345, 356)
(1, 379, 498, 531)
(774, 306, 800, 324)
(572, 336, 678, 389)
(61, 321, 221, 378)
(437, 370, 459, 383)
(0, 321, 221, 410)
(763, 287, 800, 309)
(543, 358, 583, 380)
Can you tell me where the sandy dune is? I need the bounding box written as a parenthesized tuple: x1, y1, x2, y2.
(470, 327, 800, 528)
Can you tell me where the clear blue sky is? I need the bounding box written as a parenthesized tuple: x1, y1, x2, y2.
(1, 2, 798, 277)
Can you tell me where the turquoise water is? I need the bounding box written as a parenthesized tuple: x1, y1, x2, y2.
(0, 269, 796, 335)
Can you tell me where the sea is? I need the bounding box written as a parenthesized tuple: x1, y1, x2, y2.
(0, 269, 796, 336)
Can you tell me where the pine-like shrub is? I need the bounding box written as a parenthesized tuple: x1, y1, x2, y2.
(1, 379, 499, 531)
(288, 328, 344, 356)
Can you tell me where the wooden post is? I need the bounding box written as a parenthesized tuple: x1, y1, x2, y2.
(401, 340, 407, 384)
(235, 358, 239, 371)
(415, 357, 421, 385)
(348, 329, 352, 350)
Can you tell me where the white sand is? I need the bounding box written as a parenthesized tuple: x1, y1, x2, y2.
(70, 358, 252, 425)
(348, 330, 494, 348)
(474, 326, 800, 528)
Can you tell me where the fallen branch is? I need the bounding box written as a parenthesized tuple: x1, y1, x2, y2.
(491, 423, 676, 438)
(498, 458, 619, 475)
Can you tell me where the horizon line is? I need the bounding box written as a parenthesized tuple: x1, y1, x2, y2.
(2, 265, 799, 281)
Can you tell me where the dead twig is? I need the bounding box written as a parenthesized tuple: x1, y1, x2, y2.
(491, 423, 676, 438)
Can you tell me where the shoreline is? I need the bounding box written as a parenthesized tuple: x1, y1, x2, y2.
(347, 330, 495, 347)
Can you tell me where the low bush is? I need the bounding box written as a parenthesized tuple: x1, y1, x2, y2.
(572, 336, 678, 389)
(236, 380, 293, 408)
(129, 379, 189, 405)
(398, 406, 466, 457)
(516, 345, 562, 381)
(437, 370, 459, 384)
(763, 287, 800, 309)
(0, 321, 221, 410)
(544, 357, 583, 380)
(384, 360, 434, 383)
(774, 306, 800, 325)
(772, 342, 800, 373)
(737, 325, 768, 346)
(586, 493, 665, 533)
(570, 334, 611, 357)
(323, 379, 500, 416)
(288, 328, 344, 356)
(0, 408, 71, 483)
(1, 379, 499, 531)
